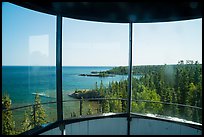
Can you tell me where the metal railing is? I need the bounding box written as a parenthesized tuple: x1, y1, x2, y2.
(3, 98, 202, 115)
(2, 98, 202, 134)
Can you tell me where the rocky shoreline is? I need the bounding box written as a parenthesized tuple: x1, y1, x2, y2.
(79, 73, 115, 77)
(68, 89, 101, 99)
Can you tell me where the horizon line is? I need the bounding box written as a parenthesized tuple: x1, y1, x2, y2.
(2, 63, 201, 67)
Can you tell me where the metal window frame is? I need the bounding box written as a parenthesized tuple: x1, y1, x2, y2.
(56, 14, 65, 135)
(55, 16, 133, 135)
(3, 2, 202, 135)
(54, 18, 204, 135)
(127, 22, 133, 135)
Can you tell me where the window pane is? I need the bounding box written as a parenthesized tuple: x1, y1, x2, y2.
(62, 17, 129, 119)
(2, 2, 57, 134)
(132, 19, 202, 124)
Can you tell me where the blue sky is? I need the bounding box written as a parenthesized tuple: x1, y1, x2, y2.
(2, 2, 202, 66)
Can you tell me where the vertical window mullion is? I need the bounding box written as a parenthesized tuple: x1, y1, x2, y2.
(127, 22, 133, 135)
(56, 15, 65, 135)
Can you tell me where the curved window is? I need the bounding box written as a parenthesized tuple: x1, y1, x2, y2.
(2, 2, 202, 135)
(62, 18, 129, 119)
(2, 2, 56, 134)
(132, 19, 202, 124)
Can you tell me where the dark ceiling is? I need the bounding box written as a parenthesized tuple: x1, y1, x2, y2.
(10, 2, 202, 23)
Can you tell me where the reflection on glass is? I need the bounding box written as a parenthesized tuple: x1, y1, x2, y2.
(29, 35, 49, 65)
(2, 2, 56, 135)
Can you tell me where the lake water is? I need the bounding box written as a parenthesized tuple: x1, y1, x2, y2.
(2, 66, 130, 107)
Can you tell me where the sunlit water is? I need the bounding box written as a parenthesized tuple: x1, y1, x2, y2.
(2, 66, 132, 106)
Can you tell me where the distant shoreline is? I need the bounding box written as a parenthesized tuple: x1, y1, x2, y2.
(2, 65, 116, 67)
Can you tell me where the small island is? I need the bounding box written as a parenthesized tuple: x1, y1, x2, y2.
(69, 89, 101, 99)
(79, 72, 115, 77)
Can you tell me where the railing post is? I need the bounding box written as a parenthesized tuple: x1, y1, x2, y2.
(121, 99, 124, 112)
(59, 124, 65, 135)
(100, 100, 102, 113)
(33, 105, 36, 127)
(80, 99, 82, 116)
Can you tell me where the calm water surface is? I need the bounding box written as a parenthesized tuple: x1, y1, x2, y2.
(2, 66, 129, 106)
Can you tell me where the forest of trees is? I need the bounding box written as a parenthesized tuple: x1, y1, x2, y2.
(97, 60, 202, 123)
(74, 60, 202, 123)
(2, 60, 202, 135)
(2, 94, 47, 135)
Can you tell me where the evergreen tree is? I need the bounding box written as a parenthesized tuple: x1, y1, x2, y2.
(120, 81, 128, 112)
(108, 94, 122, 113)
(171, 89, 179, 117)
(188, 82, 200, 122)
(102, 98, 110, 113)
(86, 104, 93, 115)
(30, 93, 47, 127)
(99, 62, 202, 123)
(99, 80, 105, 97)
(133, 85, 162, 114)
(115, 99, 122, 112)
(95, 82, 98, 92)
(107, 82, 112, 94)
(131, 100, 145, 114)
(2, 94, 15, 135)
(21, 109, 32, 132)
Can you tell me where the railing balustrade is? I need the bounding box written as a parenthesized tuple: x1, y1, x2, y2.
(2, 97, 202, 134)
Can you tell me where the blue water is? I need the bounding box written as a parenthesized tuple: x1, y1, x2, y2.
(2, 66, 128, 106)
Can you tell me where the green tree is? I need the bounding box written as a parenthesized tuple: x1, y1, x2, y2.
(188, 82, 200, 122)
(30, 93, 47, 127)
(132, 85, 162, 114)
(95, 82, 98, 92)
(98, 62, 202, 123)
(2, 94, 15, 135)
(21, 109, 32, 132)
(132, 101, 144, 113)
(99, 80, 105, 97)
(86, 104, 93, 115)
(108, 93, 122, 113)
(101, 97, 110, 113)
(115, 99, 122, 112)
(120, 81, 127, 112)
